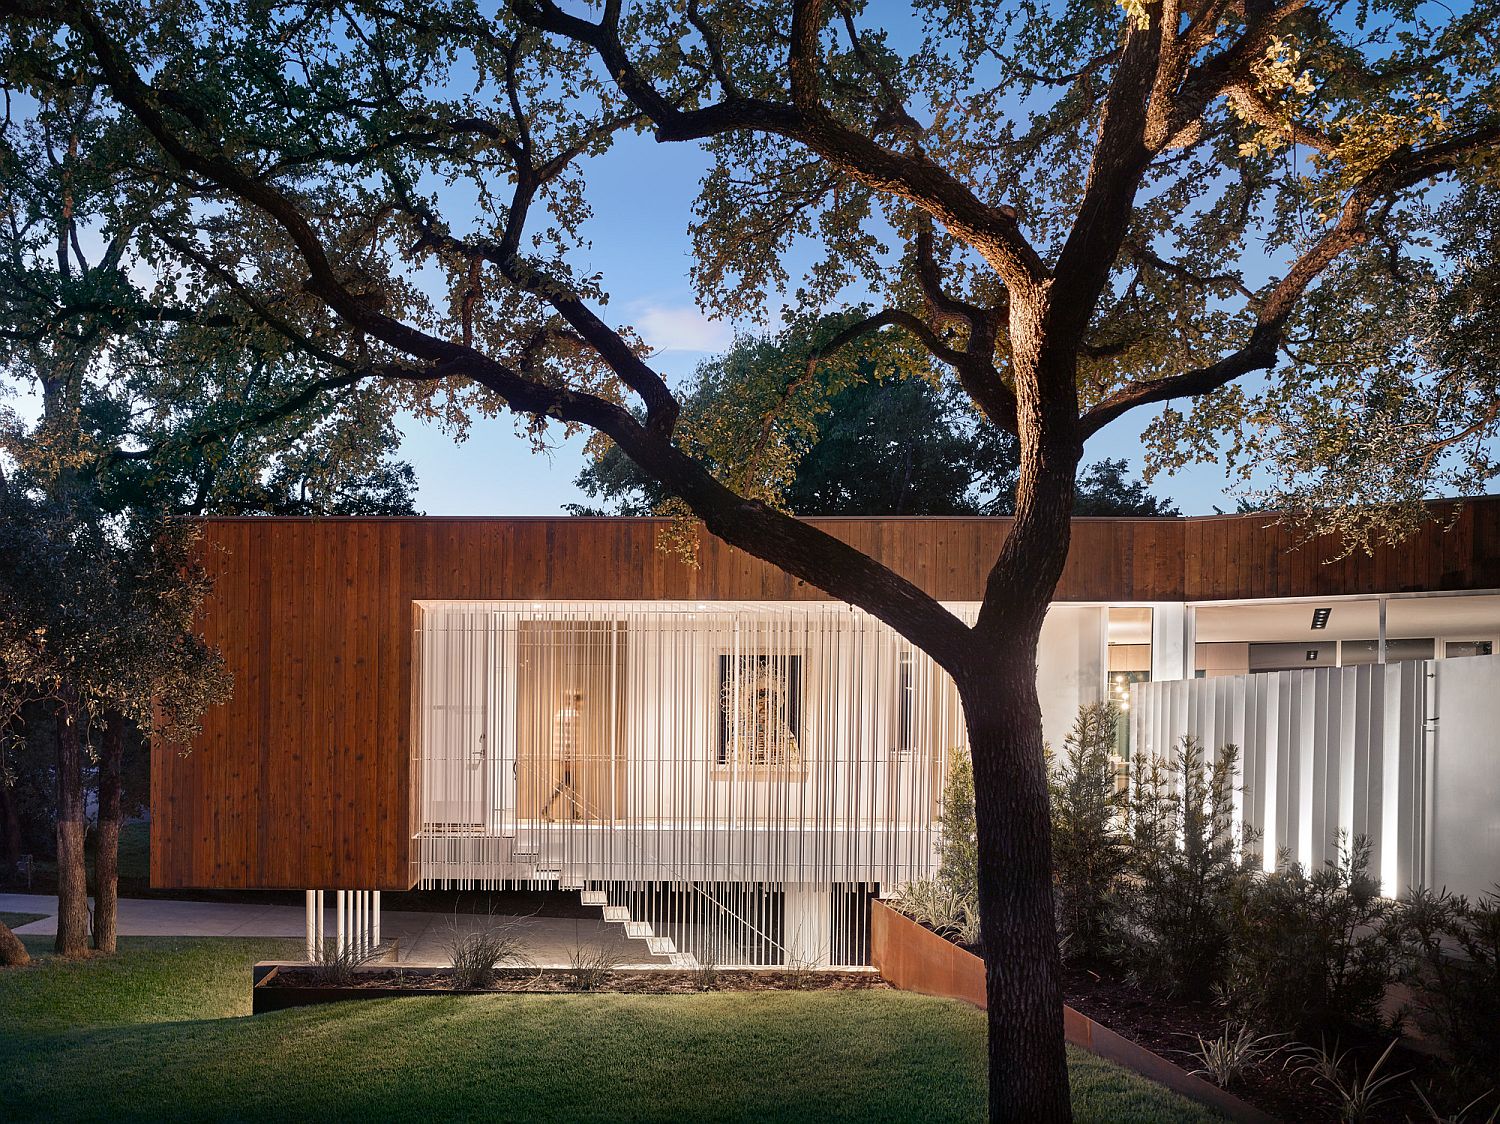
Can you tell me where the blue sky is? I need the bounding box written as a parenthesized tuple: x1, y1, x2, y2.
(400, 128, 1247, 517)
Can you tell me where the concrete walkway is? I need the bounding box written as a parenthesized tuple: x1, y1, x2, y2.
(0, 893, 666, 967)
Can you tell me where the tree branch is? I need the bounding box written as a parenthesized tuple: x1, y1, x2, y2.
(512, 0, 1050, 292)
(1081, 114, 1500, 438)
(70, 2, 975, 667)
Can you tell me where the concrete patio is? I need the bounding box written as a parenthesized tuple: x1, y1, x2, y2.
(0, 893, 667, 967)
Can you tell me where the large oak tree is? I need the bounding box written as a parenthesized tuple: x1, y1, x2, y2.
(15, 0, 1499, 1116)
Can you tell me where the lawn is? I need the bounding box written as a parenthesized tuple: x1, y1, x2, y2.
(1, 935, 1222, 1123)
(1, 911, 47, 928)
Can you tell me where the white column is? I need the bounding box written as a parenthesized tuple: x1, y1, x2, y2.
(1377, 597, 1388, 665)
(305, 890, 316, 961)
(1151, 603, 1195, 681)
(372, 891, 381, 949)
(336, 891, 346, 955)
(1086, 605, 1108, 707)
(782, 884, 831, 968)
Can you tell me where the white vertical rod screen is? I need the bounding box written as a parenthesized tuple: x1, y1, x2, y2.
(411, 599, 978, 964)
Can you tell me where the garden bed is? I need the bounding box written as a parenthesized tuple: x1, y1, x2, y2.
(875, 900, 1475, 1124)
(870, 901, 1274, 1123)
(252, 962, 888, 1013)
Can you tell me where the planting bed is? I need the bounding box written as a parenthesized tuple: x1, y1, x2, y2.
(253, 963, 888, 1013)
(882, 904, 1474, 1124)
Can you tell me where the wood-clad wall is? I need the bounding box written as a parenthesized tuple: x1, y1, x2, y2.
(152, 500, 1500, 890)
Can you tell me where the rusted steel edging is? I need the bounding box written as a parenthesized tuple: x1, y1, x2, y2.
(870, 900, 1278, 1124)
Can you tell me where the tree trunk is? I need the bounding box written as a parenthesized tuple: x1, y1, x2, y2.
(93, 711, 124, 953)
(958, 334, 1081, 1122)
(0, 918, 28, 967)
(959, 646, 1072, 1123)
(54, 692, 90, 957)
(0, 764, 23, 869)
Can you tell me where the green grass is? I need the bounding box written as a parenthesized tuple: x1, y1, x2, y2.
(1, 936, 1222, 1123)
(1, 911, 47, 928)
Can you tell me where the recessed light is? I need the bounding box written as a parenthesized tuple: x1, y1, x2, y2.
(1311, 607, 1331, 630)
(1306, 649, 1320, 661)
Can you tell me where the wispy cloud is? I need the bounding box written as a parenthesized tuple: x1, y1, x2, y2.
(633, 303, 732, 354)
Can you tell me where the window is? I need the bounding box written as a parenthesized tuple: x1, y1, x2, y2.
(717, 654, 802, 767)
(1108, 670, 1150, 766)
(1340, 638, 1435, 666)
(1446, 640, 1494, 658)
(896, 650, 915, 759)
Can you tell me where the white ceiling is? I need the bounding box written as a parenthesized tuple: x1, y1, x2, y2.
(1193, 594, 1500, 643)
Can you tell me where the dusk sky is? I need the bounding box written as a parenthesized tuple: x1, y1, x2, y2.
(397, 128, 1248, 517)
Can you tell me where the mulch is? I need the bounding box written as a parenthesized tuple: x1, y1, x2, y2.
(1061, 966, 1467, 1123)
(267, 965, 891, 994)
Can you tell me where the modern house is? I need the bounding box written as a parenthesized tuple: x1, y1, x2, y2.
(154, 503, 1500, 966)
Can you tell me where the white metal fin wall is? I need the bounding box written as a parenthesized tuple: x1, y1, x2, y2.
(1131, 660, 1429, 895)
(412, 601, 971, 893)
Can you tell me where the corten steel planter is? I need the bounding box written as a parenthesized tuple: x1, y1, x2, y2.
(870, 900, 1277, 1124)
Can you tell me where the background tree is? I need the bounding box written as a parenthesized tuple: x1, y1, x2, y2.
(0, 45, 419, 956)
(0, 478, 231, 954)
(22, 0, 1500, 1115)
(575, 316, 1178, 516)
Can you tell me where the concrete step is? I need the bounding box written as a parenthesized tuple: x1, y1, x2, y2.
(579, 890, 607, 906)
(646, 935, 676, 955)
(623, 920, 653, 939)
(668, 952, 699, 968)
(601, 905, 629, 923)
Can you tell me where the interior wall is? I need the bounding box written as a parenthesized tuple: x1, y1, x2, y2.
(1196, 641, 1249, 678)
(1037, 605, 1106, 751)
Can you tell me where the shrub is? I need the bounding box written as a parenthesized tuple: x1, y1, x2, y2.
(890, 877, 979, 947)
(1226, 835, 1399, 1037)
(1049, 702, 1128, 966)
(444, 910, 533, 991)
(784, 950, 818, 989)
(1400, 885, 1500, 1092)
(1286, 1037, 1408, 1123)
(566, 941, 622, 991)
(1114, 736, 1248, 998)
(890, 744, 982, 949)
(1184, 1022, 1284, 1088)
(692, 941, 721, 991)
(937, 745, 977, 902)
(308, 937, 384, 986)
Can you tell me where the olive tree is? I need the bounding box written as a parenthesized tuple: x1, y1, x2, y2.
(22, 0, 1500, 1116)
